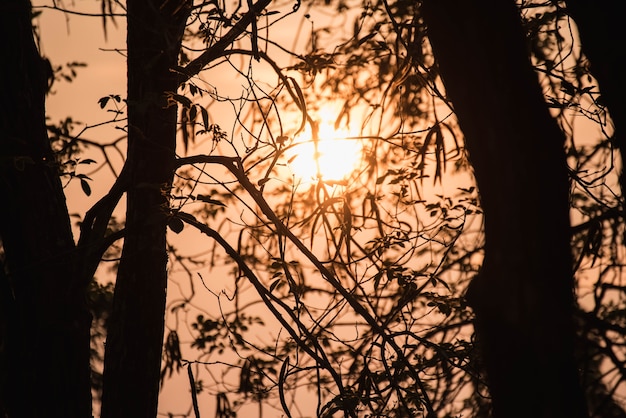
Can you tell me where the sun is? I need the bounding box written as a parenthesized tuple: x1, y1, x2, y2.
(286, 112, 362, 185)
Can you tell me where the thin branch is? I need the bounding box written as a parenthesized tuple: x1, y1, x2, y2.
(176, 0, 273, 85)
(33, 4, 126, 17)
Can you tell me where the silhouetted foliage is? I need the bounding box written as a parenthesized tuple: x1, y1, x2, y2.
(2, 0, 626, 417)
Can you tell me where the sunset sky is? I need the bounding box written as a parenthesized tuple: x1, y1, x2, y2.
(27, 3, 622, 417)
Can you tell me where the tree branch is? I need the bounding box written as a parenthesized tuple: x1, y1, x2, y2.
(176, 0, 273, 85)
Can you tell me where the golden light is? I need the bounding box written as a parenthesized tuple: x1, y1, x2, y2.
(287, 112, 363, 184)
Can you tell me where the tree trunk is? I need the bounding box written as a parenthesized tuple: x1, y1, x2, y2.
(0, 0, 92, 416)
(100, 1, 190, 417)
(420, 1, 587, 417)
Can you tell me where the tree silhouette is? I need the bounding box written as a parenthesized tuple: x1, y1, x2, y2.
(1, 1, 91, 415)
(421, 1, 585, 417)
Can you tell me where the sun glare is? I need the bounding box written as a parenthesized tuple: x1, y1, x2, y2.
(287, 114, 362, 185)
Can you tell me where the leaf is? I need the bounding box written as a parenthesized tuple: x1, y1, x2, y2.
(200, 106, 210, 130)
(357, 32, 376, 46)
(375, 173, 388, 184)
(560, 79, 576, 96)
(196, 195, 226, 206)
(98, 96, 110, 108)
(168, 217, 184, 234)
(372, 270, 384, 289)
(170, 93, 192, 107)
(80, 178, 92, 196)
(180, 106, 191, 152)
(269, 279, 282, 293)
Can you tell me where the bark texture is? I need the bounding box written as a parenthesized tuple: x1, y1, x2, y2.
(420, 1, 587, 417)
(0, 0, 92, 416)
(100, 1, 190, 417)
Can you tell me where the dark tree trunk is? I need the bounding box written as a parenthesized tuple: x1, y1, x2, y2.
(100, 1, 190, 417)
(0, 0, 92, 416)
(420, 1, 587, 417)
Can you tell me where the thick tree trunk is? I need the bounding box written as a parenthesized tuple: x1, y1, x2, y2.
(0, 0, 92, 416)
(100, 1, 190, 417)
(420, 1, 587, 417)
